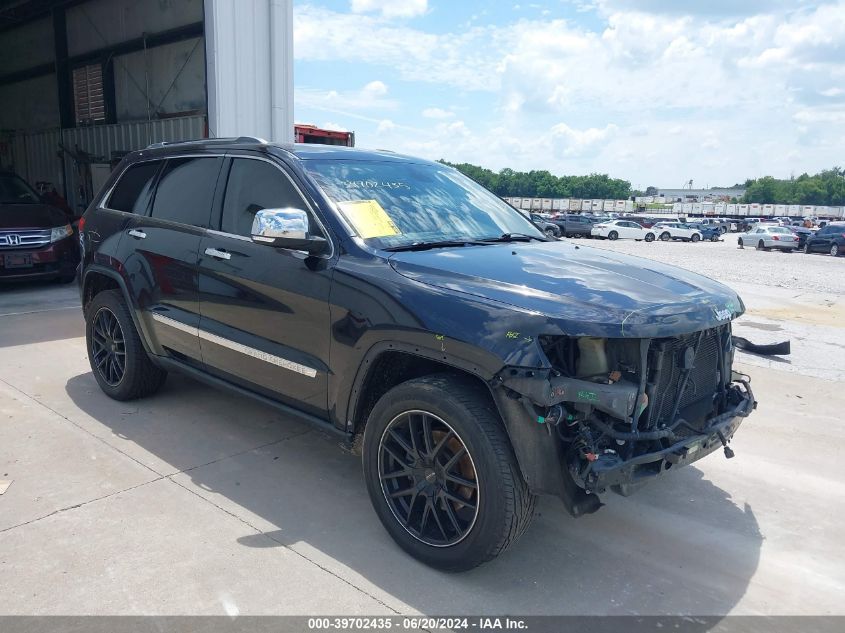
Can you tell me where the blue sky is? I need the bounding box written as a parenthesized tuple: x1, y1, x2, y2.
(293, 0, 845, 189)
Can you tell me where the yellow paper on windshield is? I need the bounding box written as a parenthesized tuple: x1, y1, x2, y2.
(337, 200, 401, 239)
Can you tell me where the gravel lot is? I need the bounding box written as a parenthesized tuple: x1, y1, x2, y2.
(583, 235, 845, 295)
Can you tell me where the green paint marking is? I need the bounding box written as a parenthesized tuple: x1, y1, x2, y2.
(506, 331, 520, 339)
(434, 334, 445, 341)
(578, 390, 598, 402)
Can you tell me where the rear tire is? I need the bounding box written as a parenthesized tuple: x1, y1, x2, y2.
(644, 233, 655, 242)
(85, 290, 167, 401)
(608, 231, 618, 240)
(738, 238, 744, 247)
(362, 374, 535, 572)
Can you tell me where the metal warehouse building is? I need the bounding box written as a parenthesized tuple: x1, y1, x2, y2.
(0, 0, 293, 215)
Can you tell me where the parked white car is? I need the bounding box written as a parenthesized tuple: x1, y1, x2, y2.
(653, 222, 703, 242)
(736, 226, 799, 251)
(591, 220, 656, 241)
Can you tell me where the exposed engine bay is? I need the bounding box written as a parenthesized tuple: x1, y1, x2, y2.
(497, 324, 755, 504)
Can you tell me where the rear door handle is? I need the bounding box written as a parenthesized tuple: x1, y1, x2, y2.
(204, 247, 231, 261)
(127, 229, 146, 239)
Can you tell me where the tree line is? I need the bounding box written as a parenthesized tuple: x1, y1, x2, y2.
(439, 160, 632, 200)
(440, 160, 845, 206)
(742, 168, 845, 206)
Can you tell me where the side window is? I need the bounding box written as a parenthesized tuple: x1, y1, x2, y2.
(107, 161, 161, 213)
(221, 158, 308, 237)
(150, 157, 222, 228)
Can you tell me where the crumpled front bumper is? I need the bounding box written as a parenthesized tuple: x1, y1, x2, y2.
(584, 377, 756, 493)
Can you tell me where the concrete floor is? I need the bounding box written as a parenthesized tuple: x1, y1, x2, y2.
(1, 277, 843, 615)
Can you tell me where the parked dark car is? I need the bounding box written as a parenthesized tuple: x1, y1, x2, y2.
(1, 171, 79, 283)
(78, 138, 755, 571)
(686, 222, 721, 242)
(789, 226, 813, 249)
(530, 213, 561, 238)
(803, 223, 845, 256)
(553, 213, 593, 237)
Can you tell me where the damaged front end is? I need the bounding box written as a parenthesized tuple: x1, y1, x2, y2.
(492, 324, 756, 516)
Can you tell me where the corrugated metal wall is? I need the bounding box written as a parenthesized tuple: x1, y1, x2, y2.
(3, 115, 205, 213)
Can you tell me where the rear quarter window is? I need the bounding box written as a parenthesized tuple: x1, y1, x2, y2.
(107, 161, 162, 213)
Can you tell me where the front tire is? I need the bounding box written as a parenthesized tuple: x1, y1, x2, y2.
(362, 375, 535, 572)
(608, 230, 619, 240)
(660, 231, 671, 241)
(85, 290, 167, 401)
(691, 233, 701, 242)
(757, 240, 766, 251)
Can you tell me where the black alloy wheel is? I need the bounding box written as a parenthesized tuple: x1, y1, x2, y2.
(85, 289, 167, 400)
(90, 307, 126, 386)
(378, 410, 479, 547)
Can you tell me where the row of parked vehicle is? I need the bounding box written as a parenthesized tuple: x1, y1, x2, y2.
(736, 222, 845, 256)
(529, 213, 722, 244)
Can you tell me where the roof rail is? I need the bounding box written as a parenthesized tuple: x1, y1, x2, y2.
(145, 136, 269, 150)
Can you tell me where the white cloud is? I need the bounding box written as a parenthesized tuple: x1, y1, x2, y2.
(549, 123, 618, 156)
(295, 1, 845, 184)
(296, 80, 396, 112)
(377, 119, 397, 133)
(362, 80, 388, 96)
(350, 0, 428, 19)
(422, 107, 455, 119)
(320, 121, 349, 132)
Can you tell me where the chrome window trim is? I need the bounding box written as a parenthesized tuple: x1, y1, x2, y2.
(150, 312, 318, 378)
(205, 229, 251, 242)
(97, 153, 227, 215)
(224, 153, 335, 260)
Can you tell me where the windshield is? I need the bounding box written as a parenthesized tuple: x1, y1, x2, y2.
(0, 174, 40, 205)
(304, 159, 544, 248)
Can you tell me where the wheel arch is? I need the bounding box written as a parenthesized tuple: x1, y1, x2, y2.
(347, 343, 498, 437)
(82, 266, 156, 358)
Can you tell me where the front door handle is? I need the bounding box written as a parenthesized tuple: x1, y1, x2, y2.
(204, 247, 231, 261)
(127, 229, 146, 239)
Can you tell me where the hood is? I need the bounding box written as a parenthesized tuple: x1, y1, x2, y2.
(389, 241, 744, 338)
(0, 203, 69, 230)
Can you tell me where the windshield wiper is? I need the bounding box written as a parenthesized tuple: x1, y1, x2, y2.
(383, 240, 491, 252)
(481, 233, 546, 243)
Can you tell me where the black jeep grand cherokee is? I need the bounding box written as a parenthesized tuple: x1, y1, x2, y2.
(79, 138, 755, 571)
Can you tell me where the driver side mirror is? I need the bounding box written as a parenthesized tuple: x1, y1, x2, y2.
(250, 208, 329, 255)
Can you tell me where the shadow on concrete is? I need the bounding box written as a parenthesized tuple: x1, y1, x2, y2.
(65, 371, 762, 616)
(0, 280, 82, 347)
